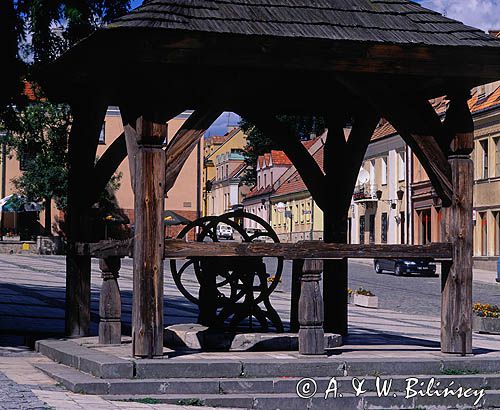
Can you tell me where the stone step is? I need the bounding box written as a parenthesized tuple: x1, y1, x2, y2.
(36, 339, 500, 380)
(36, 361, 500, 398)
(102, 390, 499, 409)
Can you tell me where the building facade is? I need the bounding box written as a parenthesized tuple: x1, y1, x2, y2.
(204, 128, 248, 216)
(242, 150, 291, 230)
(349, 122, 409, 245)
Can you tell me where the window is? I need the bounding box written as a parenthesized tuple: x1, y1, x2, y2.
(359, 216, 365, 244)
(347, 218, 352, 244)
(183, 201, 192, 208)
(419, 209, 432, 245)
(264, 174, 267, 187)
(398, 151, 405, 181)
(369, 214, 375, 244)
(258, 175, 261, 188)
(369, 160, 375, 184)
(381, 157, 388, 185)
(480, 212, 488, 256)
(480, 139, 489, 179)
(295, 204, 299, 224)
(226, 164, 229, 178)
(400, 212, 405, 244)
(494, 211, 500, 256)
(99, 123, 105, 144)
(381, 213, 388, 244)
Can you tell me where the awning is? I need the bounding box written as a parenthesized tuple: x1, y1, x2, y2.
(0, 194, 41, 213)
(164, 210, 191, 226)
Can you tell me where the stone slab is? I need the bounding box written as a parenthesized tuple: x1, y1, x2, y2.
(35, 363, 109, 395)
(164, 324, 342, 351)
(135, 359, 243, 379)
(36, 339, 134, 379)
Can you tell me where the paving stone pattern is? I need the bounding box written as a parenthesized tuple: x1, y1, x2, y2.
(0, 371, 47, 410)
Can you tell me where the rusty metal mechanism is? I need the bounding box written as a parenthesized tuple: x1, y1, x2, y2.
(170, 211, 284, 332)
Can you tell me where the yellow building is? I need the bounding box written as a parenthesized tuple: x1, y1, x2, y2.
(203, 128, 248, 216)
(269, 136, 325, 242)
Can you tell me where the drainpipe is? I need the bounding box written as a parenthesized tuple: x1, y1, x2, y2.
(406, 144, 413, 245)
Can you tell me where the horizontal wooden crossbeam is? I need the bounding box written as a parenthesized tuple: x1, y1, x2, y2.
(75, 240, 452, 260)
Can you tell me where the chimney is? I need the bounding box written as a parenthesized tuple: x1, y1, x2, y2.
(489, 30, 500, 38)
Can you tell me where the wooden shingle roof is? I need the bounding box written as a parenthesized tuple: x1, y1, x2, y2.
(110, 0, 499, 48)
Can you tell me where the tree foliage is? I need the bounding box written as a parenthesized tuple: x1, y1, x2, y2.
(8, 101, 71, 210)
(240, 116, 325, 185)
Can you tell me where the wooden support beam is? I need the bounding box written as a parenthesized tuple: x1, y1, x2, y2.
(240, 111, 327, 210)
(441, 90, 474, 355)
(76, 239, 453, 260)
(336, 77, 453, 206)
(165, 109, 221, 192)
(322, 111, 379, 336)
(122, 109, 167, 358)
(91, 132, 127, 205)
(66, 99, 107, 337)
(298, 259, 325, 355)
(99, 257, 121, 345)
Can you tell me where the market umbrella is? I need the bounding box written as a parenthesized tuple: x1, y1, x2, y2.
(163, 210, 191, 226)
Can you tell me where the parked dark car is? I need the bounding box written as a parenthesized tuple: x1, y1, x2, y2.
(374, 258, 437, 276)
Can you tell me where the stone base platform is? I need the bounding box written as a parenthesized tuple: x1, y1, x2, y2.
(34, 337, 500, 409)
(164, 324, 342, 351)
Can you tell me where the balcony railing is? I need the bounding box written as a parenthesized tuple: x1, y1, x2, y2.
(353, 183, 378, 202)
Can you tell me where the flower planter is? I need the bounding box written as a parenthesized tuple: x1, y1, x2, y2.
(473, 316, 500, 335)
(353, 294, 378, 309)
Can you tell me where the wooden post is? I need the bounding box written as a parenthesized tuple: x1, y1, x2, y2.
(99, 257, 121, 345)
(298, 259, 325, 355)
(290, 259, 304, 332)
(322, 112, 378, 336)
(441, 91, 474, 355)
(66, 99, 106, 337)
(123, 112, 167, 358)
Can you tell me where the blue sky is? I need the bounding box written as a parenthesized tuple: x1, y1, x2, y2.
(129, 0, 499, 136)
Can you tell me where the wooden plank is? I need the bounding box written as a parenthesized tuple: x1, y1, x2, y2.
(77, 240, 452, 260)
(165, 109, 221, 192)
(298, 259, 325, 355)
(66, 99, 107, 337)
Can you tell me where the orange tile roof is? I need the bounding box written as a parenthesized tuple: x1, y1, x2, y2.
(469, 84, 500, 113)
(273, 145, 325, 197)
(245, 185, 273, 199)
(270, 150, 292, 166)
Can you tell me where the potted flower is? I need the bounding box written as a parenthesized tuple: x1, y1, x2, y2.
(348, 288, 354, 304)
(473, 303, 500, 335)
(353, 288, 378, 309)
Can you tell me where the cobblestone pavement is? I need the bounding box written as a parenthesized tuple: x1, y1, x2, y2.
(0, 371, 47, 410)
(0, 254, 499, 408)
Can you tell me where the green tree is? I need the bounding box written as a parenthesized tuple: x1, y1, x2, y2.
(240, 116, 325, 185)
(7, 101, 71, 234)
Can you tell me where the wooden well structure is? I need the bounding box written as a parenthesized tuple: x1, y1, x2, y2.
(41, 0, 500, 358)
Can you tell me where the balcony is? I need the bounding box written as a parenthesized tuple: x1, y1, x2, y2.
(353, 184, 378, 203)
